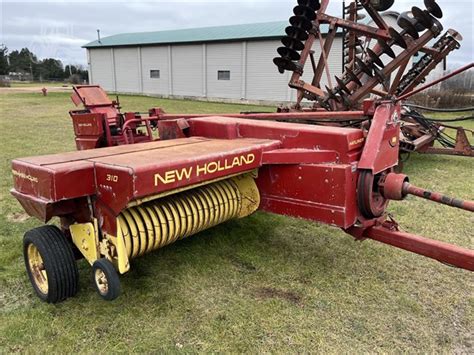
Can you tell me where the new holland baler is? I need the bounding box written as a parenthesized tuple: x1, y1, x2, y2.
(12, 89, 473, 302)
(11, 0, 474, 303)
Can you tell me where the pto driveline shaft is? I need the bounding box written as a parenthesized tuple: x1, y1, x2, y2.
(402, 182, 474, 212)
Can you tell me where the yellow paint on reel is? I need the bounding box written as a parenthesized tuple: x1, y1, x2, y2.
(117, 174, 260, 260)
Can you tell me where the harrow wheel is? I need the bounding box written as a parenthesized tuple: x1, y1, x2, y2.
(92, 258, 121, 301)
(23, 225, 79, 303)
(357, 170, 390, 219)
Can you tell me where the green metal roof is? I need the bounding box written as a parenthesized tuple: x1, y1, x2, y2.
(83, 21, 333, 48)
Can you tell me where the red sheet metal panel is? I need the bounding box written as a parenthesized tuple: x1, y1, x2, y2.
(73, 85, 113, 107)
(11, 137, 280, 217)
(11, 138, 208, 201)
(12, 160, 94, 202)
(91, 138, 280, 214)
(262, 149, 338, 164)
(358, 103, 400, 174)
(257, 163, 359, 228)
(188, 117, 365, 163)
(72, 113, 104, 137)
(16, 138, 206, 165)
(11, 189, 78, 223)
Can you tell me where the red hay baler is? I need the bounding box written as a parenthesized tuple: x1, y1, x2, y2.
(10, 0, 474, 302)
(11, 85, 473, 303)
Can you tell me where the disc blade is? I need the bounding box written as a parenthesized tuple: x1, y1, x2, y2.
(369, 0, 395, 12)
(412, 6, 434, 29)
(289, 15, 313, 32)
(293, 5, 317, 21)
(345, 66, 362, 86)
(377, 40, 396, 59)
(281, 36, 305, 51)
(335, 76, 351, 94)
(325, 85, 339, 101)
(298, 0, 321, 11)
(447, 29, 463, 42)
(373, 67, 386, 84)
(424, 0, 443, 18)
(273, 57, 298, 72)
(398, 17, 420, 39)
(355, 57, 373, 76)
(388, 27, 407, 49)
(367, 48, 385, 68)
(399, 11, 424, 32)
(285, 26, 309, 41)
(339, 91, 352, 108)
(277, 46, 301, 61)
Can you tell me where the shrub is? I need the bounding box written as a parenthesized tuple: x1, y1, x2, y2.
(0, 78, 11, 87)
(409, 88, 473, 108)
(68, 74, 82, 85)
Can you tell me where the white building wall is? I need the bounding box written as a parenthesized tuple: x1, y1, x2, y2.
(114, 48, 140, 93)
(88, 36, 343, 102)
(171, 44, 204, 97)
(89, 48, 114, 91)
(246, 40, 292, 101)
(206, 42, 243, 99)
(141, 46, 170, 95)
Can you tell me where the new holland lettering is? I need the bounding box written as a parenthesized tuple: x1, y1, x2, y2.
(154, 154, 255, 186)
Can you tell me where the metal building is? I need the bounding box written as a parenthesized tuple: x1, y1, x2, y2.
(84, 21, 343, 103)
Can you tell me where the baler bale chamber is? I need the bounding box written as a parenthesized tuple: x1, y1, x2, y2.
(11, 0, 474, 303)
(12, 136, 275, 302)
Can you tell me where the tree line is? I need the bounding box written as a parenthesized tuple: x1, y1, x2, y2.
(0, 45, 88, 83)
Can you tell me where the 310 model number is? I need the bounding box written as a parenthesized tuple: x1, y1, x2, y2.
(106, 174, 119, 183)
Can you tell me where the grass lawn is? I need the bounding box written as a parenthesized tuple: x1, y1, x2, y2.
(0, 91, 473, 353)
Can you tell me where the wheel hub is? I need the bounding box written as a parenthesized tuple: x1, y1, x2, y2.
(27, 244, 48, 294)
(95, 269, 109, 295)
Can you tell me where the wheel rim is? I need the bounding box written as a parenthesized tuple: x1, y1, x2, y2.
(95, 269, 109, 295)
(27, 244, 48, 294)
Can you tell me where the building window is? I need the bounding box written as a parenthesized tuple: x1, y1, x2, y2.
(150, 70, 160, 79)
(217, 70, 230, 80)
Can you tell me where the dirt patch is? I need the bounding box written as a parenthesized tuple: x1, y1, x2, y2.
(7, 212, 30, 223)
(229, 255, 257, 272)
(255, 287, 302, 305)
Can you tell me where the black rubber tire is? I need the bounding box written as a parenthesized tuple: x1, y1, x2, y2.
(23, 225, 79, 303)
(92, 258, 121, 301)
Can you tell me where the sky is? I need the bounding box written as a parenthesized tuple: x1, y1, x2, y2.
(0, 0, 472, 68)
